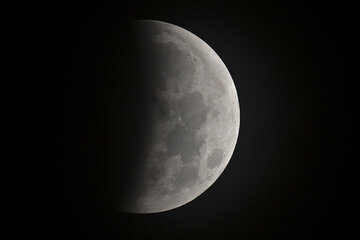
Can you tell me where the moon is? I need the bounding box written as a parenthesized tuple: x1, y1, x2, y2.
(119, 20, 240, 213)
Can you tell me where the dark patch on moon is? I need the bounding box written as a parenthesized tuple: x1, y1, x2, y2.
(174, 165, 199, 188)
(178, 92, 209, 130)
(155, 41, 196, 93)
(148, 92, 171, 120)
(146, 154, 166, 183)
(166, 125, 203, 163)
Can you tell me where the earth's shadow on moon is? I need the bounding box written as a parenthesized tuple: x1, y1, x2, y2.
(57, 21, 153, 219)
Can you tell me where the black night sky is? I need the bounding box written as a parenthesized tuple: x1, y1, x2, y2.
(21, 0, 355, 239)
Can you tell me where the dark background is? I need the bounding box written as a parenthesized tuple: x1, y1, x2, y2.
(21, 0, 356, 239)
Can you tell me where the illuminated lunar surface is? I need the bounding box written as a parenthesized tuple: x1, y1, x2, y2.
(119, 20, 240, 213)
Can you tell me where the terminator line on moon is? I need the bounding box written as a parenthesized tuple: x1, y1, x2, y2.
(120, 20, 240, 213)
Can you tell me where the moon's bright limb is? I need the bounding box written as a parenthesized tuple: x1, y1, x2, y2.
(120, 20, 240, 213)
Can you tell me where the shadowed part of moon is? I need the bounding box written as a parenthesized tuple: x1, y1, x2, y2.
(118, 20, 240, 213)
